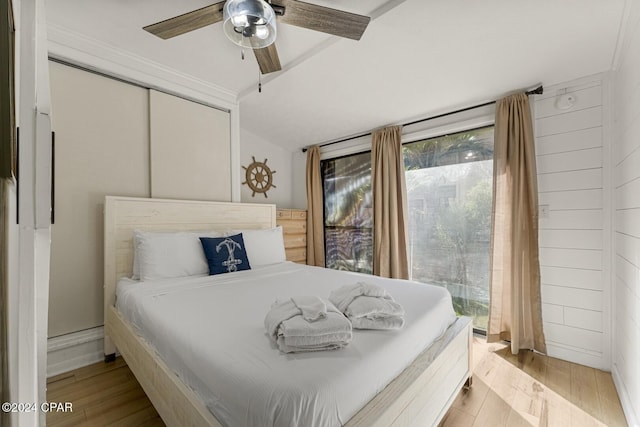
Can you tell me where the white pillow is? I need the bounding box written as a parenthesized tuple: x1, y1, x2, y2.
(133, 230, 222, 281)
(233, 227, 287, 267)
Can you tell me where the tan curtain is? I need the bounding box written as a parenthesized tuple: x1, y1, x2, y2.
(488, 93, 546, 354)
(305, 146, 325, 267)
(371, 126, 409, 279)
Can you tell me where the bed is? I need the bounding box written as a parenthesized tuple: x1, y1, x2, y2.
(103, 196, 473, 427)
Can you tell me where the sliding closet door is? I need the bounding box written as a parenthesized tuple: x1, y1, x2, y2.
(149, 90, 231, 201)
(48, 62, 150, 337)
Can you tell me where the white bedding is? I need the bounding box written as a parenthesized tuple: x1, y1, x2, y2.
(116, 262, 457, 427)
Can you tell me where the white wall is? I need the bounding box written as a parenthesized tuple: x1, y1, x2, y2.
(10, 0, 53, 424)
(534, 75, 610, 370)
(612, 1, 640, 425)
(291, 149, 307, 209)
(6, 181, 18, 425)
(240, 128, 295, 208)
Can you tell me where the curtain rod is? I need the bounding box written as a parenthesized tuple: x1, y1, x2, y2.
(301, 85, 543, 153)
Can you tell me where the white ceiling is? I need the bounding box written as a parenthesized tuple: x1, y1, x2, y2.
(46, 0, 627, 152)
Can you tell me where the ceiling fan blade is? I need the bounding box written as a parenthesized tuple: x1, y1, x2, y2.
(143, 1, 226, 40)
(274, 0, 370, 41)
(253, 43, 282, 74)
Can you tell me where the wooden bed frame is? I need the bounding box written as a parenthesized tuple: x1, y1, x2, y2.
(103, 196, 473, 427)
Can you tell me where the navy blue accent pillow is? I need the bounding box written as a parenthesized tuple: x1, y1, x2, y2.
(199, 234, 251, 275)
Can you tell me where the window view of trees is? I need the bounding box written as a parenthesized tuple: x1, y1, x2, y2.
(321, 126, 494, 330)
(322, 152, 373, 274)
(404, 126, 494, 330)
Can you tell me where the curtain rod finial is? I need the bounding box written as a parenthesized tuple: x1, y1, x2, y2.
(527, 85, 543, 96)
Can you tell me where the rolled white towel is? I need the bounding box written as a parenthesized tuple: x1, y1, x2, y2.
(346, 295, 404, 319)
(329, 282, 389, 313)
(291, 295, 326, 322)
(265, 299, 302, 338)
(329, 283, 405, 330)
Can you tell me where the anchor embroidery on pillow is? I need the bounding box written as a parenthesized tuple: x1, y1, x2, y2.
(216, 238, 244, 272)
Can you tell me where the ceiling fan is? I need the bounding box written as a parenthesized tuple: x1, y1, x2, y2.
(143, 0, 371, 75)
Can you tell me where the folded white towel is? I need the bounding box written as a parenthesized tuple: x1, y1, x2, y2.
(329, 283, 405, 330)
(291, 295, 327, 322)
(277, 312, 352, 353)
(276, 337, 348, 353)
(278, 310, 351, 337)
(280, 331, 353, 347)
(264, 297, 352, 353)
(346, 295, 404, 319)
(264, 299, 304, 338)
(329, 282, 389, 313)
(351, 315, 405, 330)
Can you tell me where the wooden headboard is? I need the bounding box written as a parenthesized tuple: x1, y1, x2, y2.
(103, 196, 276, 353)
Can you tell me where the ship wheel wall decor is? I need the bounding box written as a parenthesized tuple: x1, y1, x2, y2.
(242, 156, 276, 198)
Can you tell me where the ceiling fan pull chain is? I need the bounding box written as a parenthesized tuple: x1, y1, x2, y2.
(258, 70, 262, 93)
(241, 49, 245, 60)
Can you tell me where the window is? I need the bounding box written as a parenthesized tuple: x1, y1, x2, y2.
(322, 152, 373, 274)
(404, 126, 494, 330)
(320, 126, 494, 330)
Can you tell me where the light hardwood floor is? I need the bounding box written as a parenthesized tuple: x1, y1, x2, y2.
(440, 338, 628, 427)
(46, 357, 164, 426)
(47, 337, 627, 426)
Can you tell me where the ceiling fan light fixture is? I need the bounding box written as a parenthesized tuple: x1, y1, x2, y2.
(253, 25, 270, 40)
(230, 14, 249, 28)
(223, 0, 277, 49)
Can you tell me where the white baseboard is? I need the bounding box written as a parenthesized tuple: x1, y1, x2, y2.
(612, 364, 639, 427)
(545, 342, 605, 370)
(47, 326, 104, 378)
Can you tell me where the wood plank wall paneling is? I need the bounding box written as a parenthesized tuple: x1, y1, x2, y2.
(539, 266, 602, 290)
(534, 79, 606, 369)
(276, 209, 307, 264)
(537, 127, 602, 155)
(612, 1, 640, 423)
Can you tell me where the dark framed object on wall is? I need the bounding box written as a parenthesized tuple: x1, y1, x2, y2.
(0, 0, 16, 179)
